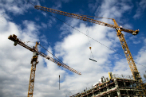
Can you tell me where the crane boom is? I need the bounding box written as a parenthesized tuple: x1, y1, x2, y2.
(8, 34, 81, 75)
(34, 5, 142, 82)
(34, 5, 139, 35)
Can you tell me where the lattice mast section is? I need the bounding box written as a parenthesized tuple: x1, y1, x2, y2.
(113, 19, 142, 82)
(8, 34, 81, 97)
(27, 42, 39, 97)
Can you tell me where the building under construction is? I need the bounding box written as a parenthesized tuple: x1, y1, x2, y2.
(70, 73, 146, 97)
(7, 4, 146, 97)
(35, 5, 146, 97)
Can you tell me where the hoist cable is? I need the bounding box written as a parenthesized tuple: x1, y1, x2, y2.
(47, 12, 125, 57)
(46, 13, 146, 67)
(39, 43, 64, 65)
(26, 3, 146, 68)
(86, 30, 94, 58)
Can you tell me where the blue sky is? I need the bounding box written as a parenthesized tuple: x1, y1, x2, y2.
(0, 0, 146, 97)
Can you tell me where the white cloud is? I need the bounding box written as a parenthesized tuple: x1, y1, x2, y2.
(122, 23, 133, 29)
(135, 39, 146, 81)
(61, 0, 71, 3)
(42, 12, 47, 17)
(0, 0, 145, 97)
(113, 59, 131, 74)
(134, 0, 146, 19)
(45, 0, 71, 28)
(53, 0, 145, 96)
(41, 22, 47, 28)
(35, 17, 40, 21)
(0, 11, 45, 97)
(95, 0, 133, 19)
(40, 34, 48, 44)
(0, 9, 10, 20)
(0, 10, 74, 97)
(88, 0, 100, 13)
(129, 35, 142, 44)
(54, 11, 119, 97)
(52, 1, 62, 10)
(48, 17, 56, 28)
(0, 0, 40, 15)
(59, 19, 80, 38)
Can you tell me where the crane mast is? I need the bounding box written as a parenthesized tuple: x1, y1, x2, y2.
(28, 42, 39, 97)
(34, 5, 141, 82)
(116, 26, 141, 82)
(112, 19, 142, 82)
(8, 34, 81, 97)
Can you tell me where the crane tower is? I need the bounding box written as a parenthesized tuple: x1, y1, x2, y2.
(8, 34, 81, 97)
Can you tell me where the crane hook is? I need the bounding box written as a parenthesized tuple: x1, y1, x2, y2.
(59, 75, 60, 90)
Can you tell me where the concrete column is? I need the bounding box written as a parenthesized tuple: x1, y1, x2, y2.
(123, 81, 130, 97)
(106, 81, 110, 97)
(92, 90, 94, 97)
(114, 78, 121, 97)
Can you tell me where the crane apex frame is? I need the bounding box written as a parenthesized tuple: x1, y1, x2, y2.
(8, 34, 81, 97)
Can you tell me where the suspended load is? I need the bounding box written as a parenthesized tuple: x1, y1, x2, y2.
(89, 46, 97, 62)
(86, 29, 97, 63)
(89, 58, 97, 62)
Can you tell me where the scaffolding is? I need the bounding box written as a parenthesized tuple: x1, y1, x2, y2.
(70, 73, 146, 97)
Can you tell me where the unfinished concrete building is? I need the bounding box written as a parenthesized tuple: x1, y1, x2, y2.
(70, 73, 146, 97)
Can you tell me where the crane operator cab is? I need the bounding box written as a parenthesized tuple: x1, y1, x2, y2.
(31, 46, 39, 64)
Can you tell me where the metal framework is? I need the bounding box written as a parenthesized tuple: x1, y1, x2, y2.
(27, 42, 39, 97)
(34, 5, 141, 82)
(34, 5, 139, 35)
(117, 32, 140, 80)
(70, 73, 146, 97)
(8, 34, 81, 97)
(8, 34, 81, 75)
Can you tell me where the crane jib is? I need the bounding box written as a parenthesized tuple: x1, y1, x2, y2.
(34, 5, 139, 35)
(8, 34, 81, 75)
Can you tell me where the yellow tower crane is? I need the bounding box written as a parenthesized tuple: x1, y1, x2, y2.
(8, 34, 81, 97)
(34, 5, 142, 82)
(34, 5, 146, 95)
(34, 5, 141, 82)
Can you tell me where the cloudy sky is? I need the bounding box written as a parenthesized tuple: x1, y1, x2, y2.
(0, 0, 146, 97)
